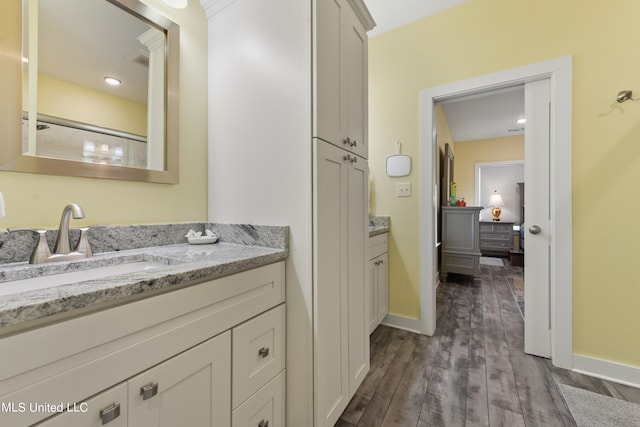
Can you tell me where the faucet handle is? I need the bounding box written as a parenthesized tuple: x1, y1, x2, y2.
(74, 225, 106, 257)
(8, 228, 52, 264)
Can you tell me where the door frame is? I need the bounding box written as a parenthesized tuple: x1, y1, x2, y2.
(419, 56, 573, 369)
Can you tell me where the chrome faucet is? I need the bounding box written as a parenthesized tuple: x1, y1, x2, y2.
(8, 203, 95, 264)
(53, 203, 85, 255)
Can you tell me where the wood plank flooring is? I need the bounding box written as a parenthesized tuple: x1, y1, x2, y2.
(338, 261, 640, 427)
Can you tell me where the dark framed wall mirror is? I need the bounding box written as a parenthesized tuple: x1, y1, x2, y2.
(441, 143, 454, 206)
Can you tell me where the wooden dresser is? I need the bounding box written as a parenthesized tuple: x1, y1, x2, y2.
(479, 221, 514, 256)
(441, 207, 483, 276)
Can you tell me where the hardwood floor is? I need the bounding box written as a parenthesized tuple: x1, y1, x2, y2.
(338, 261, 640, 427)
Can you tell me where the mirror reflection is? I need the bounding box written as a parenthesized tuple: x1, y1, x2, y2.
(22, 0, 165, 169)
(0, 0, 179, 183)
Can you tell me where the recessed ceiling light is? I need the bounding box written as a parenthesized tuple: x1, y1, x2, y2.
(104, 76, 122, 86)
(516, 118, 526, 124)
(163, 0, 188, 8)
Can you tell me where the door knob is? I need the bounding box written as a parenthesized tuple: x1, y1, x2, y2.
(528, 225, 541, 235)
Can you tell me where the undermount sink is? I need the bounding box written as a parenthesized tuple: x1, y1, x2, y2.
(0, 260, 166, 297)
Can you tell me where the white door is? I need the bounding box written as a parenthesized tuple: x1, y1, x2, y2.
(524, 78, 551, 358)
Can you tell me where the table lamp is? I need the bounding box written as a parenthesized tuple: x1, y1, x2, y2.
(488, 191, 504, 221)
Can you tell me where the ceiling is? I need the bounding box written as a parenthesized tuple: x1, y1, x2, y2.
(363, 0, 524, 143)
(440, 86, 525, 142)
(34, 0, 154, 105)
(363, 0, 471, 37)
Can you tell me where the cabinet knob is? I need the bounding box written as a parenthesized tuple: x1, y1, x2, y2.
(352, 140, 357, 147)
(343, 137, 351, 146)
(140, 382, 159, 400)
(99, 402, 121, 425)
(258, 347, 270, 358)
(258, 420, 269, 427)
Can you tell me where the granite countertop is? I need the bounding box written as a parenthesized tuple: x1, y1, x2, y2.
(0, 233, 286, 334)
(369, 215, 390, 237)
(368, 226, 389, 237)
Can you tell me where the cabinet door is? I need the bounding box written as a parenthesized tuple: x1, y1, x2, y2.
(315, 0, 346, 147)
(347, 154, 369, 395)
(368, 258, 378, 334)
(314, 139, 350, 427)
(376, 253, 388, 325)
(315, 0, 368, 159)
(128, 332, 231, 427)
(35, 383, 127, 427)
(344, 4, 367, 159)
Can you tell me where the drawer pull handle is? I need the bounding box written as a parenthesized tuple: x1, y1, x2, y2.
(140, 382, 159, 400)
(258, 420, 269, 427)
(99, 402, 121, 425)
(258, 347, 270, 358)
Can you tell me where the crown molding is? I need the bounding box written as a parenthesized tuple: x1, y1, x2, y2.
(199, 0, 239, 19)
(348, 0, 376, 31)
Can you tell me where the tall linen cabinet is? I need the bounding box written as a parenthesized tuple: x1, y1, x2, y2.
(200, 1, 375, 426)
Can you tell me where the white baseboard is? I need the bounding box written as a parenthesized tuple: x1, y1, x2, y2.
(380, 313, 423, 335)
(573, 355, 640, 389)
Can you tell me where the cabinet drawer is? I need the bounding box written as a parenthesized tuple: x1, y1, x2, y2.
(232, 304, 286, 409)
(480, 241, 511, 249)
(441, 252, 478, 276)
(480, 232, 511, 241)
(35, 383, 127, 427)
(232, 371, 285, 427)
(494, 223, 513, 232)
(369, 233, 388, 260)
(479, 222, 495, 232)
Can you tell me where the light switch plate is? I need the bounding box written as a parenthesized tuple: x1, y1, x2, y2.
(396, 182, 411, 197)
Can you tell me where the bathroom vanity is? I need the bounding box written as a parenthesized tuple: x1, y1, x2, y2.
(0, 226, 287, 427)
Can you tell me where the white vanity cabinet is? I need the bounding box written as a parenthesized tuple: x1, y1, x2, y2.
(315, 0, 370, 159)
(368, 232, 388, 334)
(0, 262, 285, 427)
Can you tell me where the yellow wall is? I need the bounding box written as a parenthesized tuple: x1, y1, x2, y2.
(35, 74, 147, 136)
(0, 0, 207, 228)
(454, 135, 524, 206)
(369, 0, 640, 366)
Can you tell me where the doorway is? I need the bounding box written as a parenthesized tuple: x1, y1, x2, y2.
(418, 56, 573, 369)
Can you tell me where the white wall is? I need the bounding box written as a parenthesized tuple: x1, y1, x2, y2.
(476, 161, 524, 223)
(201, 0, 313, 425)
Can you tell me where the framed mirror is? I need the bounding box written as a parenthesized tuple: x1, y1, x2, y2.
(441, 143, 454, 206)
(0, 0, 180, 183)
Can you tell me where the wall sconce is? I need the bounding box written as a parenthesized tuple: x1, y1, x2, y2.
(488, 191, 504, 221)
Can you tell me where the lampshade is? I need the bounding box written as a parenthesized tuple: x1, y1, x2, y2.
(488, 191, 504, 207)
